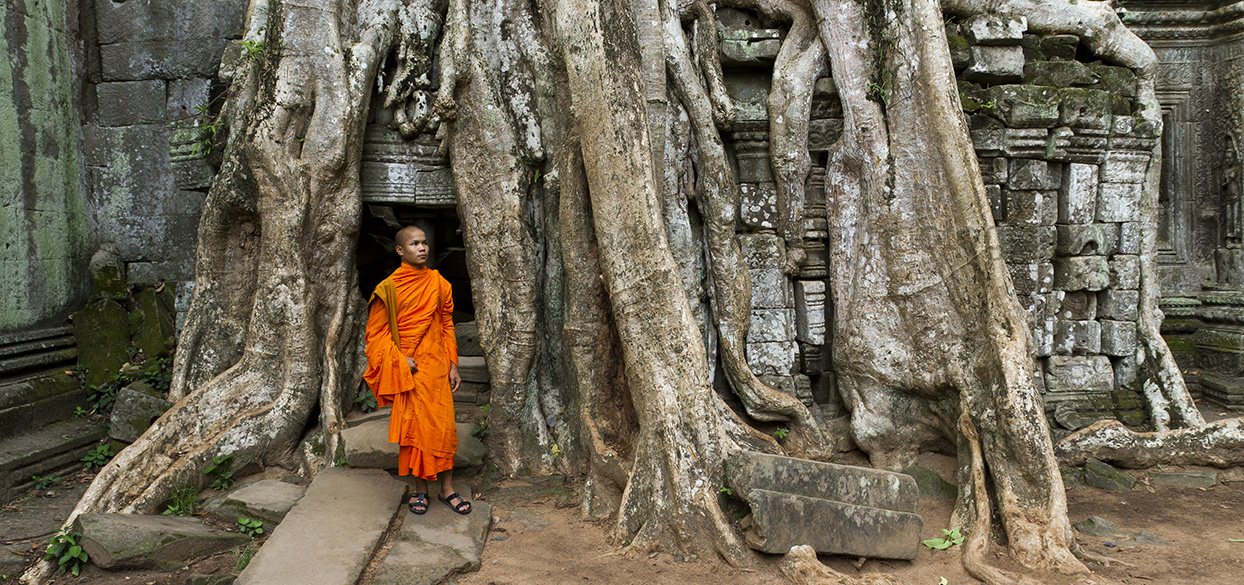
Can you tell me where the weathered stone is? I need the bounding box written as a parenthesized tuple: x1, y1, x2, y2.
(1088, 63, 1138, 98)
(1039, 35, 1079, 61)
(1148, 471, 1217, 489)
(130, 287, 176, 359)
(719, 30, 782, 67)
(1054, 319, 1101, 355)
(342, 418, 486, 470)
(737, 150, 774, 183)
(1008, 262, 1054, 298)
(236, 468, 406, 585)
(1098, 290, 1139, 321)
(1097, 183, 1142, 222)
(903, 466, 958, 501)
(74, 298, 133, 388)
(742, 490, 923, 559)
(1009, 158, 1061, 190)
(739, 232, 784, 269)
(1100, 320, 1138, 357)
(1113, 355, 1141, 391)
(747, 309, 795, 343)
(947, 32, 971, 70)
(1216, 249, 1244, 287)
(1056, 291, 1097, 321)
(1109, 255, 1141, 290)
(1059, 163, 1098, 224)
(167, 78, 212, 120)
(1024, 60, 1097, 87)
(97, 80, 167, 127)
(1117, 221, 1141, 255)
(75, 513, 248, 570)
(740, 182, 778, 229)
(1057, 88, 1115, 130)
(986, 184, 1002, 220)
(964, 14, 1026, 45)
(726, 451, 919, 513)
(373, 500, 494, 585)
(1073, 516, 1126, 538)
(965, 46, 1025, 84)
(1045, 355, 1113, 393)
(109, 386, 172, 443)
(747, 341, 798, 376)
(1053, 256, 1109, 291)
(101, 39, 231, 81)
(1082, 458, 1135, 491)
(980, 157, 1008, 184)
(89, 246, 128, 300)
(455, 321, 483, 356)
(1003, 189, 1056, 226)
(0, 419, 105, 502)
(94, 0, 246, 45)
(750, 269, 793, 309)
(456, 356, 489, 383)
(793, 281, 826, 345)
(1056, 224, 1117, 256)
(205, 480, 307, 525)
(996, 226, 1055, 262)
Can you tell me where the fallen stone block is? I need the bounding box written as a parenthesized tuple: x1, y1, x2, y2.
(109, 386, 173, 443)
(1082, 458, 1135, 491)
(342, 418, 486, 470)
(1148, 471, 1217, 489)
(373, 500, 493, 585)
(726, 451, 919, 513)
(204, 479, 307, 525)
(74, 513, 249, 570)
(741, 489, 923, 559)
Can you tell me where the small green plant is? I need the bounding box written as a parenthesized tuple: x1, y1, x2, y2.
(719, 486, 734, 497)
(204, 454, 236, 490)
(354, 387, 378, 413)
(86, 383, 118, 412)
(237, 517, 265, 538)
(32, 475, 60, 491)
(81, 444, 114, 470)
(73, 406, 88, 418)
(241, 39, 266, 64)
(44, 530, 89, 576)
(142, 356, 174, 395)
(923, 526, 965, 551)
(472, 404, 491, 439)
(335, 455, 347, 467)
(162, 484, 199, 517)
(774, 428, 790, 440)
(234, 543, 255, 573)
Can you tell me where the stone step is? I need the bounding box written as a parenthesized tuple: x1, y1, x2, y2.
(0, 325, 73, 346)
(203, 479, 309, 525)
(741, 489, 923, 560)
(373, 499, 492, 585)
(0, 333, 74, 359)
(75, 513, 249, 570)
(0, 347, 78, 378)
(0, 368, 87, 438)
(0, 419, 106, 502)
(725, 451, 919, 513)
(341, 416, 486, 471)
(236, 467, 407, 585)
(457, 356, 489, 383)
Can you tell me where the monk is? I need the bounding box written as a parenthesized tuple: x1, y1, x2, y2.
(364, 226, 470, 515)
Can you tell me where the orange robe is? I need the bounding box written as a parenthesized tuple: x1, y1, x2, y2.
(363, 263, 458, 479)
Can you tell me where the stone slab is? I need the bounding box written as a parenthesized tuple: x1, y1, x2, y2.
(1059, 163, 1098, 224)
(373, 500, 492, 585)
(1053, 256, 1109, 291)
(457, 356, 489, 383)
(1045, 355, 1113, 394)
(236, 468, 407, 585)
(1148, 471, 1217, 488)
(725, 451, 918, 513)
(205, 480, 308, 525)
(109, 386, 173, 443)
(97, 80, 167, 127)
(1053, 319, 1101, 355)
(965, 14, 1026, 45)
(342, 418, 486, 470)
(1098, 290, 1139, 321)
(1009, 158, 1061, 191)
(742, 489, 923, 559)
(965, 46, 1024, 84)
(75, 513, 248, 570)
(1097, 183, 1142, 223)
(1083, 458, 1135, 491)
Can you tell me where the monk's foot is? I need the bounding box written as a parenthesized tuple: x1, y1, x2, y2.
(408, 492, 428, 515)
(438, 492, 471, 515)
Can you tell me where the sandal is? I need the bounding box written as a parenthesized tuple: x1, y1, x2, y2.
(438, 492, 472, 515)
(408, 492, 428, 515)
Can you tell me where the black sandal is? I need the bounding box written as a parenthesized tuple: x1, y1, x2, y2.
(408, 492, 428, 515)
(438, 492, 471, 515)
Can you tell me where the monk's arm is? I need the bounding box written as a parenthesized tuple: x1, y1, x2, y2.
(442, 278, 460, 391)
(365, 299, 415, 374)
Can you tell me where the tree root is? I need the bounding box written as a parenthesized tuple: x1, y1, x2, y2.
(1055, 418, 1244, 468)
(779, 545, 901, 585)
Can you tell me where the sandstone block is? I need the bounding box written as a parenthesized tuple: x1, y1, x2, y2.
(1054, 319, 1101, 355)
(130, 287, 175, 359)
(1113, 354, 1141, 391)
(1097, 183, 1142, 222)
(1101, 320, 1138, 357)
(109, 386, 172, 443)
(964, 14, 1026, 45)
(1083, 459, 1135, 491)
(965, 46, 1025, 84)
(742, 490, 923, 559)
(206, 480, 307, 525)
(1024, 60, 1097, 87)
(1118, 221, 1141, 254)
(1098, 289, 1140, 321)
(75, 514, 248, 570)
(1056, 291, 1097, 321)
(89, 246, 128, 300)
(97, 80, 167, 127)
(793, 281, 826, 345)
(455, 321, 483, 356)
(747, 341, 798, 376)
(1056, 224, 1117, 256)
(747, 310, 795, 343)
(1100, 153, 1150, 184)
(986, 184, 1002, 220)
(1054, 256, 1109, 291)
(1008, 262, 1054, 298)
(740, 182, 777, 229)
(1039, 35, 1079, 61)
(1045, 355, 1113, 393)
(456, 356, 489, 383)
(739, 232, 784, 269)
(997, 226, 1055, 262)
(750, 269, 792, 309)
(74, 299, 132, 388)
(1148, 471, 1217, 489)
(373, 499, 494, 585)
(1109, 255, 1140, 290)
(101, 39, 230, 81)
(1009, 158, 1061, 190)
(167, 78, 211, 120)
(1003, 189, 1056, 225)
(980, 157, 1008, 184)
(342, 418, 486, 470)
(1059, 163, 1098, 224)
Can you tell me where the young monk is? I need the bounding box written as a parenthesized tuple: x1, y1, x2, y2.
(363, 226, 471, 515)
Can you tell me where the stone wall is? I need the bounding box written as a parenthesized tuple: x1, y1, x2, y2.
(0, 0, 93, 332)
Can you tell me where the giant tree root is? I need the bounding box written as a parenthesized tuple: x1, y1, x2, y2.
(779, 545, 900, 585)
(1056, 418, 1244, 468)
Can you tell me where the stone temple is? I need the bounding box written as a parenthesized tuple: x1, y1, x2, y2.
(3, 0, 1244, 495)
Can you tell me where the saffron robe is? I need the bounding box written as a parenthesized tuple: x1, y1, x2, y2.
(363, 263, 459, 479)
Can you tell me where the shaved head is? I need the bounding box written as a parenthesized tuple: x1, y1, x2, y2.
(394, 225, 425, 248)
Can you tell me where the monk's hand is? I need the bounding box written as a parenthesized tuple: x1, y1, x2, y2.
(406, 356, 418, 373)
(449, 363, 461, 392)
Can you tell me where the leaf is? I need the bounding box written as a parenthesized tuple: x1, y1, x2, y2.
(68, 546, 81, 556)
(1229, 539, 1244, 543)
(939, 578, 948, 585)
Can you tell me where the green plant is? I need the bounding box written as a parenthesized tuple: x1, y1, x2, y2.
(354, 387, 378, 413)
(719, 486, 733, 497)
(204, 454, 236, 490)
(923, 526, 965, 551)
(472, 404, 491, 439)
(81, 444, 114, 470)
(44, 530, 89, 576)
(335, 455, 347, 467)
(73, 406, 87, 418)
(234, 543, 255, 573)
(774, 428, 790, 440)
(86, 383, 118, 412)
(241, 39, 266, 63)
(162, 484, 199, 517)
(32, 475, 60, 491)
(142, 356, 174, 395)
(237, 517, 265, 538)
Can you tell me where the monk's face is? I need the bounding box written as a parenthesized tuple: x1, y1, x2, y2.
(396, 228, 429, 268)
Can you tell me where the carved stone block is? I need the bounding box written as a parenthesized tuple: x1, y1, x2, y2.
(748, 341, 799, 376)
(740, 182, 778, 229)
(1008, 262, 1054, 297)
(1113, 355, 1140, 391)
(1056, 223, 1118, 256)
(1100, 320, 1138, 357)
(1098, 289, 1139, 321)
(1054, 319, 1101, 355)
(997, 226, 1055, 262)
(964, 14, 1026, 45)
(1009, 158, 1061, 190)
(1096, 183, 1142, 223)
(1109, 255, 1140, 290)
(1045, 355, 1114, 394)
(794, 281, 826, 345)
(751, 269, 793, 309)
(1053, 256, 1109, 291)
(1058, 163, 1098, 224)
(737, 149, 774, 183)
(739, 232, 784, 269)
(986, 185, 1002, 221)
(748, 309, 795, 344)
(965, 46, 1025, 84)
(1056, 291, 1097, 321)
(1118, 222, 1141, 255)
(1003, 189, 1056, 226)
(1100, 152, 1150, 184)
